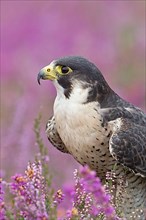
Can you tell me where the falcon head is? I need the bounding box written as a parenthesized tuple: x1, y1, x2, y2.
(38, 56, 111, 103)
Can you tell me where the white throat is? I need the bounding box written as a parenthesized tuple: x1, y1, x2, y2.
(53, 80, 91, 104)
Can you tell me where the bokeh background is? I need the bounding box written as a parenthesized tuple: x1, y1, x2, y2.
(1, 0, 145, 187)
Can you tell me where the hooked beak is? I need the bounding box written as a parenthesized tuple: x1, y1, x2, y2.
(37, 65, 57, 85)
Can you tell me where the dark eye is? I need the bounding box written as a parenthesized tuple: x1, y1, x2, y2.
(61, 66, 70, 74)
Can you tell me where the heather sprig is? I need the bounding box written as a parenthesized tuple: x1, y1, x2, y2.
(105, 170, 126, 217)
(33, 114, 58, 219)
(0, 114, 58, 220)
(2, 160, 61, 220)
(66, 165, 122, 220)
(34, 113, 50, 183)
(10, 161, 48, 220)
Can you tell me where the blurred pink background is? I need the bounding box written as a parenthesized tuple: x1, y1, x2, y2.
(1, 1, 145, 186)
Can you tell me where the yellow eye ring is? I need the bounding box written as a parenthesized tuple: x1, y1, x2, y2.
(55, 65, 72, 75)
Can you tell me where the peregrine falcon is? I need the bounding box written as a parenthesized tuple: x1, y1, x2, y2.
(37, 56, 146, 219)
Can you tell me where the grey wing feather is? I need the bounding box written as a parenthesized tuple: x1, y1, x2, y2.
(46, 116, 69, 153)
(101, 106, 146, 126)
(109, 118, 146, 177)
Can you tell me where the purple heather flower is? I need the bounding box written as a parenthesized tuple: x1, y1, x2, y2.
(9, 161, 49, 219)
(53, 189, 65, 206)
(71, 165, 121, 219)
